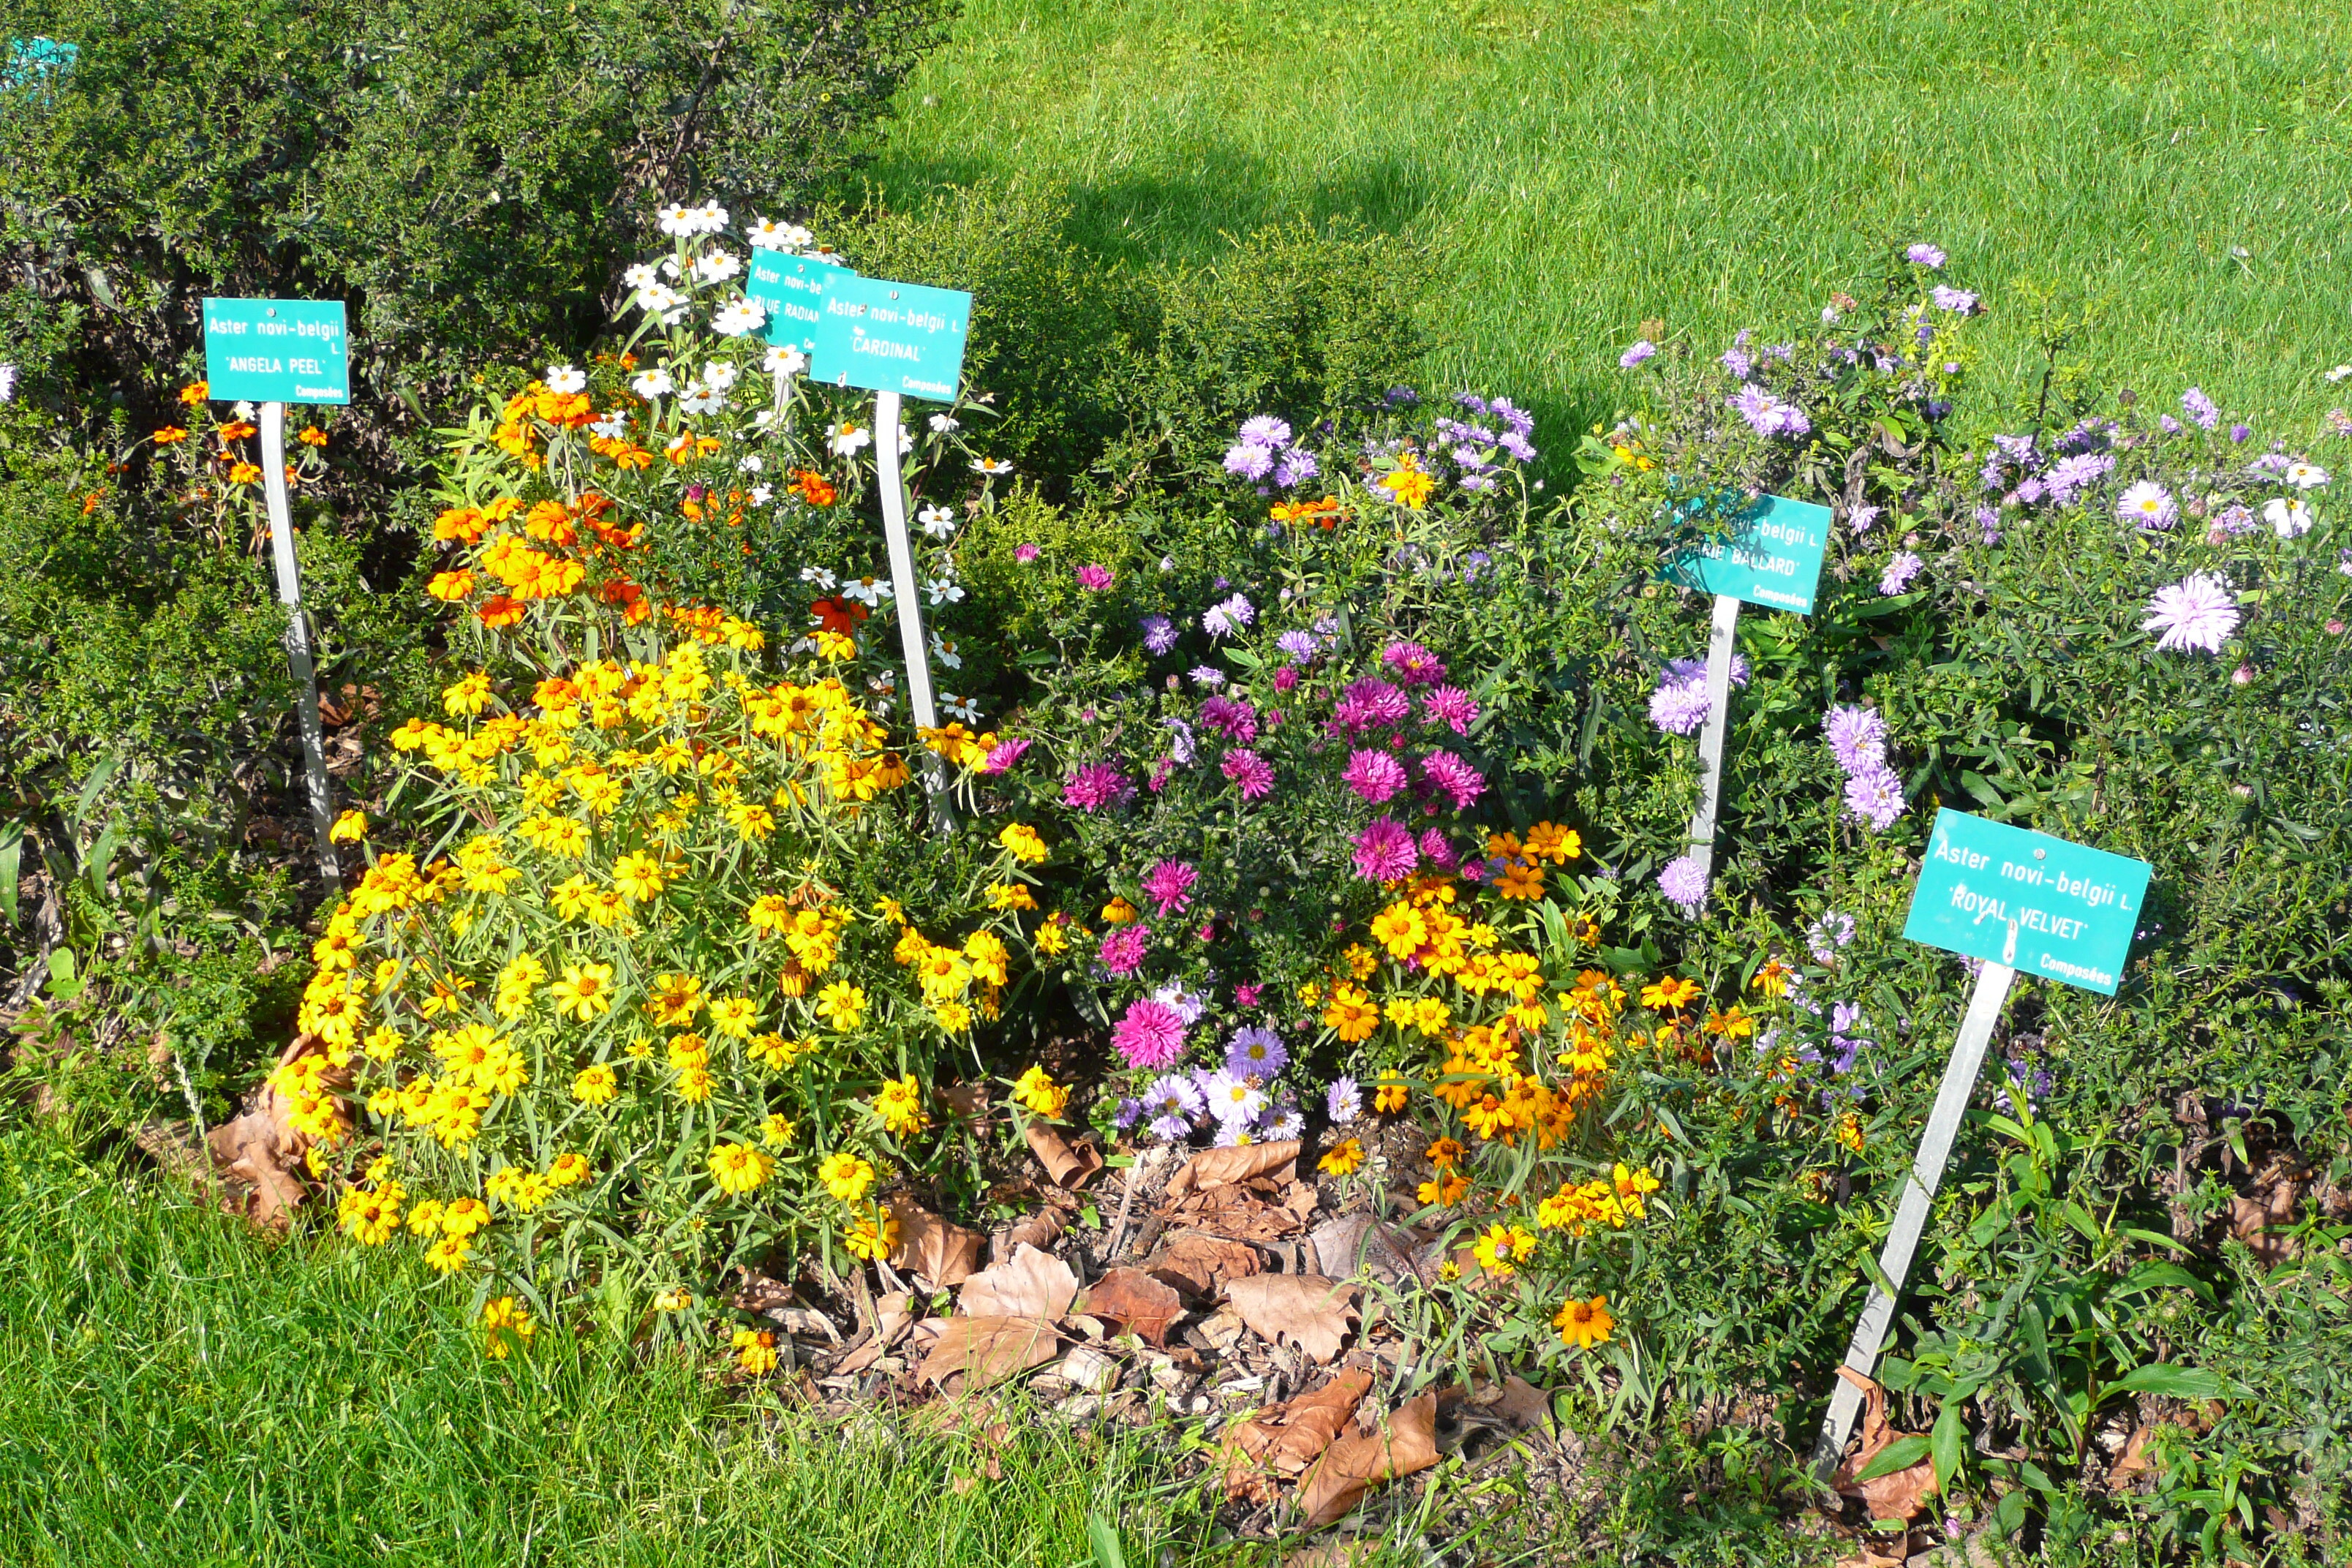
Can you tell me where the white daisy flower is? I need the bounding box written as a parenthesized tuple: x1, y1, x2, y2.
(544, 364, 587, 394)
(781, 223, 814, 249)
(709, 300, 765, 337)
(799, 566, 837, 589)
(928, 412, 960, 434)
(762, 344, 807, 376)
(930, 632, 962, 668)
(736, 451, 761, 472)
(970, 456, 1012, 476)
(657, 203, 695, 236)
(745, 218, 792, 250)
(703, 363, 739, 394)
(2285, 461, 2330, 490)
(828, 423, 872, 456)
(924, 578, 965, 606)
(587, 412, 629, 439)
(942, 694, 983, 723)
(679, 387, 725, 415)
(2329, 365, 2352, 384)
(2264, 497, 2313, 537)
(918, 503, 957, 538)
(693, 252, 741, 283)
(840, 576, 892, 606)
(748, 483, 773, 505)
(622, 263, 658, 290)
(691, 203, 729, 233)
(630, 368, 674, 399)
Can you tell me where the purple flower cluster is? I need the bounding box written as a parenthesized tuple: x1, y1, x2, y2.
(1648, 654, 1752, 736)
(1878, 551, 1924, 596)
(1729, 382, 1812, 439)
(1352, 817, 1420, 881)
(1139, 612, 1179, 655)
(1203, 593, 1254, 638)
(1222, 415, 1320, 489)
(2143, 573, 2239, 655)
(980, 737, 1030, 774)
(1198, 695, 1257, 742)
(1824, 704, 1905, 832)
(1658, 853, 1708, 917)
(2182, 387, 2221, 431)
(1063, 762, 1131, 812)
(1221, 747, 1275, 799)
(1381, 641, 1447, 686)
(1342, 748, 1409, 804)
(1422, 685, 1478, 734)
(1330, 676, 1412, 736)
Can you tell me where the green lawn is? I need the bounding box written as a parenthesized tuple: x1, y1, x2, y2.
(872, 0, 2352, 439)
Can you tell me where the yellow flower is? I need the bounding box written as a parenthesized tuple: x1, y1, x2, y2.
(611, 851, 665, 902)
(405, 1198, 445, 1237)
(481, 1296, 535, 1359)
(1373, 1079, 1409, 1114)
(649, 972, 704, 1025)
(844, 1208, 902, 1261)
(872, 1074, 927, 1138)
(442, 672, 493, 717)
(813, 981, 866, 1032)
(733, 1327, 780, 1375)
(652, 1286, 692, 1312)
(818, 1151, 876, 1203)
(708, 1142, 773, 1196)
(328, 809, 369, 844)
(1011, 1064, 1068, 1119)
(985, 881, 1038, 912)
(750, 1033, 805, 1071)
(1471, 1222, 1537, 1278)
(747, 894, 794, 935)
(1639, 976, 1700, 1014)
(760, 1112, 796, 1147)
(1553, 1294, 1615, 1349)
(1377, 450, 1436, 509)
(549, 1152, 592, 1188)
(550, 961, 616, 1021)
(997, 823, 1047, 864)
(572, 1063, 619, 1105)
(441, 1198, 491, 1237)
(1836, 1112, 1866, 1153)
(1099, 896, 1139, 926)
(1524, 821, 1581, 864)
(1752, 958, 1793, 998)
(424, 1234, 474, 1275)
(1317, 1138, 1365, 1176)
(706, 995, 758, 1039)
(1705, 1004, 1754, 1039)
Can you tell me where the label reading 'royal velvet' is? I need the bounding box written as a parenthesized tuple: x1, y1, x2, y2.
(1660, 494, 1831, 614)
(807, 274, 972, 403)
(202, 298, 350, 404)
(746, 252, 852, 355)
(1902, 808, 2152, 996)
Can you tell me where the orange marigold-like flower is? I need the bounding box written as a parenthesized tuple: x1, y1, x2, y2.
(153, 426, 189, 445)
(227, 461, 262, 485)
(428, 569, 475, 602)
(477, 595, 527, 629)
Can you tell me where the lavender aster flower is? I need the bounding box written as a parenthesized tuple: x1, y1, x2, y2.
(1879, 551, 1925, 595)
(1140, 612, 1178, 655)
(1905, 243, 1948, 268)
(1202, 593, 1255, 638)
(2182, 387, 2220, 430)
(1238, 415, 1293, 448)
(1144, 1074, 1206, 1123)
(1273, 446, 1320, 487)
(2142, 573, 2239, 653)
(1844, 764, 1907, 832)
(1823, 705, 1888, 774)
(1488, 397, 1535, 437)
(1618, 339, 1657, 369)
(1226, 1025, 1287, 1077)
(1188, 666, 1226, 688)
(1930, 285, 1978, 313)
(1659, 854, 1708, 916)
(1721, 344, 1756, 379)
(1222, 442, 1274, 480)
(1326, 1076, 1362, 1124)
(2117, 480, 2176, 530)
(1806, 911, 1858, 963)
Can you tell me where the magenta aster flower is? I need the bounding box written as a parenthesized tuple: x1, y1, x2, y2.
(1098, 923, 1151, 977)
(1221, 747, 1275, 800)
(1380, 641, 1447, 687)
(1420, 685, 1478, 734)
(1111, 999, 1187, 1069)
(1142, 859, 1199, 916)
(1199, 695, 1259, 742)
(980, 737, 1031, 774)
(1074, 564, 1113, 591)
(1352, 817, 1420, 881)
(1330, 677, 1411, 735)
(2142, 573, 2239, 654)
(1418, 750, 1486, 810)
(1342, 747, 1409, 804)
(1417, 829, 1458, 870)
(1063, 763, 1129, 811)
(1014, 543, 1039, 562)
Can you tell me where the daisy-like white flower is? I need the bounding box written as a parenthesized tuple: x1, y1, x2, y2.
(924, 578, 965, 606)
(704, 363, 739, 394)
(630, 368, 674, 399)
(587, 411, 628, 439)
(693, 251, 741, 283)
(941, 693, 983, 723)
(691, 203, 728, 233)
(657, 203, 695, 236)
(799, 566, 837, 589)
(710, 300, 765, 337)
(762, 344, 807, 376)
(635, 283, 687, 320)
(678, 385, 725, 415)
(828, 422, 872, 456)
(2264, 497, 2313, 538)
(544, 364, 587, 394)
(840, 576, 892, 606)
(2142, 573, 2239, 654)
(745, 218, 794, 250)
(929, 413, 961, 433)
(736, 452, 761, 472)
(2285, 461, 2330, 490)
(918, 504, 957, 538)
(2115, 480, 2176, 529)
(930, 632, 962, 668)
(748, 483, 773, 506)
(892, 425, 914, 456)
(2326, 365, 2352, 385)
(971, 456, 1013, 476)
(622, 262, 658, 290)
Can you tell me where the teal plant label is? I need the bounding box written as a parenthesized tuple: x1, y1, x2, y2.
(807, 274, 972, 402)
(1902, 808, 2152, 995)
(203, 298, 350, 404)
(4, 36, 78, 90)
(745, 253, 851, 354)
(1660, 494, 1831, 614)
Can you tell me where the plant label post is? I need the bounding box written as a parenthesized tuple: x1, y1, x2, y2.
(1659, 496, 1831, 901)
(745, 251, 850, 426)
(806, 273, 973, 821)
(203, 297, 351, 882)
(1809, 810, 2154, 1480)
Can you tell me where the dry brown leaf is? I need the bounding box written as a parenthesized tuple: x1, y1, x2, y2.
(957, 1242, 1079, 1319)
(1164, 1139, 1301, 1199)
(2228, 1185, 2301, 1266)
(2108, 1422, 2155, 1489)
(1309, 1215, 1429, 1283)
(1144, 1231, 1264, 1299)
(996, 1206, 1067, 1261)
(1469, 1374, 1553, 1433)
(1831, 1371, 1938, 1526)
(1172, 1183, 1305, 1243)
(1224, 1275, 1359, 1364)
(1300, 1391, 1441, 1527)
(889, 1198, 985, 1288)
(915, 1315, 1062, 1388)
(206, 1036, 350, 1227)
(1079, 1267, 1184, 1347)
(1225, 1368, 1374, 1491)
(1025, 1122, 1104, 1191)
(1282, 1542, 1379, 1568)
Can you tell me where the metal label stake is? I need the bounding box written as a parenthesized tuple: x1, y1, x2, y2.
(872, 390, 951, 828)
(258, 401, 340, 881)
(1680, 591, 1742, 898)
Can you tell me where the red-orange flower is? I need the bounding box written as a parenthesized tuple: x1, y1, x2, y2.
(477, 595, 527, 629)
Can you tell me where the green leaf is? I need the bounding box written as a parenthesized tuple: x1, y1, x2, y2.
(1085, 1511, 1126, 1568)
(1854, 1433, 1932, 1482)
(0, 820, 21, 927)
(2113, 1363, 2228, 1401)
(1931, 1399, 1966, 1496)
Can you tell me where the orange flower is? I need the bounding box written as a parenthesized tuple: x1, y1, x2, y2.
(178, 381, 209, 407)
(789, 469, 837, 507)
(477, 595, 527, 629)
(227, 461, 262, 485)
(427, 570, 476, 602)
(297, 426, 328, 447)
(153, 426, 189, 446)
(217, 419, 257, 442)
(433, 507, 489, 544)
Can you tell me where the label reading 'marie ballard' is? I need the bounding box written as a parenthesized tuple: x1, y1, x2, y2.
(1659, 494, 1831, 614)
(1901, 808, 2152, 995)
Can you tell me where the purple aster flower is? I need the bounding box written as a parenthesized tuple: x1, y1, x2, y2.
(1203, 593, 1255, 638)
(1453, 391, 1490, 415)
(1203, 1068, 1267, 1126)
(1112, 999, 1187, 1069)
(2249, 452, 2292, 478)
(1659, 854, 1708, 916)
(1140, 612, 1179, 655)
(2230, 423, 2251, 443)
(1063, 763, 1130, 811)
(1188, 666, 1226, 688)
(1905, 243, 1947, 268)
(1619, 339, 1657, 369)
(2040, 451, 2114, 504)
(1273, 447, 1320, 487)
(1226, 1025, 1287, 1077)
(1273, 666, 1299, 693)
(1930, 285, 1978, 313)
(1421, 685, 1478, 734)
(1381, 641, 1447, 687)
(1498, 430, 1537, 463)
(1879, 551, 1925, 595)
(2142, 573, 2239, 654)
(1331, 676, 1411, 734)
(1142, 859, 1199, 916)
(1823, 705, 1888, 774)
(1234, 983, 1264, 1009)
(980, 736, 1031, 774)
(1326, 1076, 1362, 1124)
(1147, 1112, 1190, 1142)
(2159, 415, 2182, 435)
(1417, 829, 1458, 870)
(1112, 1097, 1142, 1130)
(1386, 385, 1420, 407)
(2215, 504, 2257, 535)
(1342, 748, 1411, 804)
(1222, 441, 1274, 480)
(1239, 415, 1293, 448)
(1143, 1073, 1205, 1123)
(1098, 923, 1151, 978)
(1153, 982, 1207, 1025)
(1844, 764, 1907, 832)
(1647, 654, 1749, 736)
(1848, 504, 1882, 534)
(1488, 397, 1534, 437)
(1352, 817, 1420, 881)
(1075, 563, 1114, 591)
(1806, 911, 1858, 963)
(2182, 387, 2220, 431)
(1418, 749, 1486, 810)
(1722, 344, 1756, 380)
(1221, 747, 1275, 800)
(1161, 717, 1196, 767)
(1198, 696, 1258, 742)
(1275, 629, 1317, 660)
(2117, 480, 2176, 530)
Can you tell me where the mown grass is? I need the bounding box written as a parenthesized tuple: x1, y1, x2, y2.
(0, 1119, 1221, 1567)
(872, 0, 2352, 439)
